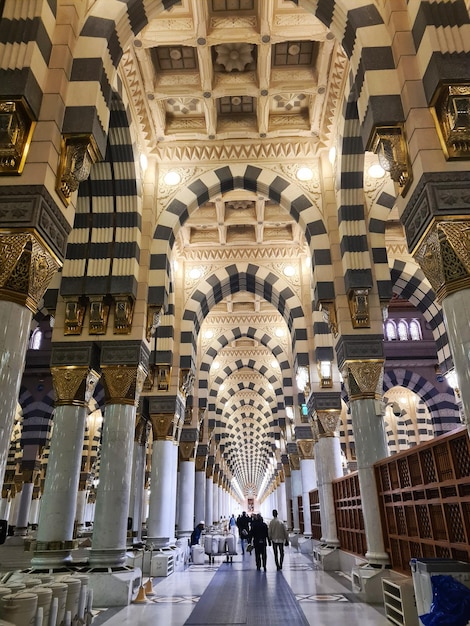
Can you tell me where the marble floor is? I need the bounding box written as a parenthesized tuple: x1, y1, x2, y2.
(91, 548, 391, 626)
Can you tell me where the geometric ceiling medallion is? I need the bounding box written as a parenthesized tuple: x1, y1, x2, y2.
(431, 83, 470, 160)
(0, 98, 36, 175)
(368, 124, 413, 197)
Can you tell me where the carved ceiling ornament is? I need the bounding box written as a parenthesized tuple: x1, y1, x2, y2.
(343, 360, 384, 401)
(414, 220, 470, 301)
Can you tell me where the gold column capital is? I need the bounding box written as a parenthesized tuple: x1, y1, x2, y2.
(297, 439, 315, 460)
(149, 412, 176, 441)
(342, 360, 384, 401)
(289, 452, 300, 471)
(316, 409, 341, 437)
(51, 367, 100, 407)
(179, 441, 196, 462)
(0, 232, 59, 313)
(415, 220, 470, 302)
(101, 364, 146, 406)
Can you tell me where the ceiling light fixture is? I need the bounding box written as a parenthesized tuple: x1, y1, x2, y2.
(328, 147, 336, 164)
(164, 170, 181, 186)
(368, 163, 385, 178)
(189, 267, 202, 279)
(283, 265, 295, 277)
(296, 167, 313, 181)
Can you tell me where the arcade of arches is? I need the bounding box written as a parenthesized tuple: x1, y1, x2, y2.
(1, 0, 470, 608)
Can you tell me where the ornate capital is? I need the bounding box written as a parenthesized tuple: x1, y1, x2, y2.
(289, 453, 300, 470)
(101, 364, 146, 405)
(414, 220, 470, 301)
(51, 366, 100, 407)
(195, 455, 207, 471)
(56, 134, 101, 206)
(342, 360, 384, 401)
(431, 83, 470, 160)
(0, 232, 59, 312)
(135, 415, 150, 446)
(317, 409, 341, 437)
(179, 441, 197, 462)
(297, 439, 315, 460)
(149, 412, 176, 441)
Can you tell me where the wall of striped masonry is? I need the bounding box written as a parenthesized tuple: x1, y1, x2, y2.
(178, 264, 310, 375)
(390, 259, 452, 372)
(383, 369, 460, 437)
(61, 92, 141, 301)
(18, 387, 54, 450)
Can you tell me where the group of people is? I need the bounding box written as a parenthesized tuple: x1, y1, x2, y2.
(236, 509, 289, 571)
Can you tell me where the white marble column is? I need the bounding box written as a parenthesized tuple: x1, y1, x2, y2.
(0, 498, 11, 521)
(177, 460, 195, 537)
(89, 402, 136, 568)
(315, 425, 343, 546)
(212, 477, 219, 525)
(284, 472, 293, 529)
(442, 290, 470, 430)
(205, 475, 213, 525)
(14, 482, 34, 536)
(75, 490, 88, 530)
(29, 497, 40, 526)
(194, 469, 206, 526)
(290, 468, 302, 533)
(278, 480, 288, 523)
(169, 443, 178, 542)
(129, 439, 146, 543)
(147, 439, 175, 547)
(0, 302, 32, 483)
(32, 403, 88, 567)
(300, 457, 316, 536)
(350, 396, 389, 564)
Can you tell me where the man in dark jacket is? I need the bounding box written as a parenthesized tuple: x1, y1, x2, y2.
(250, 513, 270, 571)
(236, 511, 251, 555)
(190, 521, 205, 546)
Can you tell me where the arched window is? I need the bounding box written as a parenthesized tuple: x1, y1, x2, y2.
(397, 320, 408, 341)
(409, 319, 422, 341)
(384, 320, 397, 340)
(29, 328, 42, 350)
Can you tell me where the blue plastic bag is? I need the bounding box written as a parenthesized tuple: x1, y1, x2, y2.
(420, 574, 470, 626)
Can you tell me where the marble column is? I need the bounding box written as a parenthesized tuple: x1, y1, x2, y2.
(32, 343, 100, 568)
(14, 481, 34, 536)
(129, 414, 149, 543)
(281, 454, 293, 529)
(288, 443, 301, 533)
(212, 472, 219, 525)
(277, 476, 288, 523)
(299, 456, 316, 537)
(176, 429, 197, 538)
(342, 356, 389, 565)
(75, 489, 88, 531)
(314, 408, 343, 546)
(89, 349, 147, 569)
(146, 416, 176, 547)
(194, 449, 207, 526)
(205, 472, 214, 527)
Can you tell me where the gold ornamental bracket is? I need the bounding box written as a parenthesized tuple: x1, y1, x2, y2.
(0, 98, 36, 175)
(369, 124, 413, 196)
(318, 300, 338, 337)
(348, 288, 370, 328)
(431, 83, 470, 160)
(56, 134, 101, 206)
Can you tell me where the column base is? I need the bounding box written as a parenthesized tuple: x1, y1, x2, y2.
(352, 564, 392, 603)
(88, 548, 128, 569)
(365, 549, 390, 566)
(145, 537, 172, 549)
(31, 549, 73, 569)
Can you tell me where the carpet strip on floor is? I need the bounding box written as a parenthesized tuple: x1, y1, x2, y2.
(184, 562, 309, 626)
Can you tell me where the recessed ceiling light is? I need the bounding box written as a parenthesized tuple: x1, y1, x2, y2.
(205, 330, 214, 339)
(164, 171, 181, 186)
(275, 328, 285, 337)
(296, 167, 313, 181)
(368, 163, 386, 179)
(283, 265, 295, 277)
(189, 267, 202, 279)
(140, 153, 148, 172)
(328, 147, 336, 164)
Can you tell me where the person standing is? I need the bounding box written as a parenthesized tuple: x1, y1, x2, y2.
(268, 509, 289, 570)
(228, 514, 237, 537)
(236, 511, 251, 555)
(190, 520, 205, 546)
(250, 513, 269, 571)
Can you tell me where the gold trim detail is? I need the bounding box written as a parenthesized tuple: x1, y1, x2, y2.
(0, 98, 36, 175)
(195, 455, 207, 471)
(414, 220, 470, 301)
(289, 453, 300, 471)
(64, 297, 87, 335)
(179, 441, 196, 462)
(317, 410, 341, 437)
(431, 83, 470, 160)
(89, 296, 110, 334)
(0, 233, 59, 312)
(179, 368, 195, 397)
(56, 134, 101, 206)
(343, 360, 384, 400)
(114, 296, 135, 334)
(348, 288, 370, 328)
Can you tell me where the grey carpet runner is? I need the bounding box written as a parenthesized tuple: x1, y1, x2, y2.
(184, 561, 309, 626)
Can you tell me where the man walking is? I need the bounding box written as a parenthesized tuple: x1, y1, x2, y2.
(268, 509, 289, 570)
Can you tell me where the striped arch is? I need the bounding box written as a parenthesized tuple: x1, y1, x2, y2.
(390, 259, 452, 371)
(64, 1, 400, 157)
(178, 265, 309, 375)
(215, 383, 278, 418)
(383, 369, 460, 437)
(61, 91, 142, 301)
(149, 164, 332, 310)
(18, 387, 54, 448)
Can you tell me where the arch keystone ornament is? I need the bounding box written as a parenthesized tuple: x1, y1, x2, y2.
(415, 221, 470, 301)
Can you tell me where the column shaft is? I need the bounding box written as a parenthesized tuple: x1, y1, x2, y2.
(147, 439, 175, 546)
(177, 460, 195, 537)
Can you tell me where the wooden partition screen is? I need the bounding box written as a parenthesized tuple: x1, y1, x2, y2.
(375, 426, 470, 573)
(332, 471, 367, 557)
(309, 489, 321, 540)
(298, 495, 304, 534)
